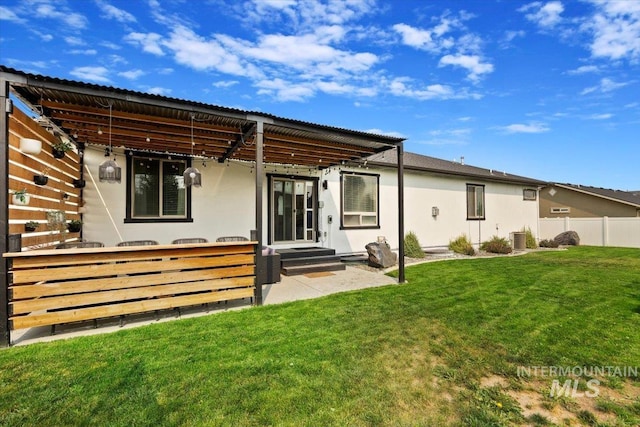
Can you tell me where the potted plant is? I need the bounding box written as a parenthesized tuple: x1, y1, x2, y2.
(34, 168, 49, 186)
(67, 219, 82, 233)
(52, 138, 73, 159)
(73, 178, 86, 188)
(12, 189, 30, 205)
(25, 221, 40, 232)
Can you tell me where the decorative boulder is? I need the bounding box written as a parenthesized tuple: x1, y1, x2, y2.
(554, 231, 580, 246)
(366, 242, 397, 268)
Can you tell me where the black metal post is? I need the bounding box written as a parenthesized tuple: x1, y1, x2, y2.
(253, 119, 264, 305)
(397, 143, 405, 284)
(1, 78, 11, 346)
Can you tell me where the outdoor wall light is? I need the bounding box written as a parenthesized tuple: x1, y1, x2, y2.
(432, 206, 439, 217)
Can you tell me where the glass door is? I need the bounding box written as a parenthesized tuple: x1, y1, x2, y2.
(272, 178, 315, 243)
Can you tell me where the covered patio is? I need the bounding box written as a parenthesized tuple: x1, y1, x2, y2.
(1, 66, 405, 347)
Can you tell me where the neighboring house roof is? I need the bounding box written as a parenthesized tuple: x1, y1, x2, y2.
(367, 150, 545, 186)
(547, 183, 640, 208)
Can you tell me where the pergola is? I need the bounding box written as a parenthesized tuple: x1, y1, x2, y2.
(1, 66, 406, 345)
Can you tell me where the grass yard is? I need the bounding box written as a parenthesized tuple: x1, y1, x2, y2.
(0, 246, 639, 426)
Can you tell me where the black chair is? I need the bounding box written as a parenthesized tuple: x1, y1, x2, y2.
(171, 238, 208, 244)
(56, 241, 104, 249)
(117, 240, 159, 246)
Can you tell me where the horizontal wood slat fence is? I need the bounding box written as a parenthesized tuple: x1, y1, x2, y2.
(3, 242, 256, 331)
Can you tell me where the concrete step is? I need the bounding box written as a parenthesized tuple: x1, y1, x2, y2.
(276, 247, 336, 260)
(281, 262, 346, 276)
(281, 255, 342, 267)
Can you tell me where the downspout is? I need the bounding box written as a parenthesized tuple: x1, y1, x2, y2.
(397, 142, 405, 284)
(253, 118, 264, 305)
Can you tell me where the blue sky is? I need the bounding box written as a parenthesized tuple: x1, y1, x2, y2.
(1, 0, 638, 190)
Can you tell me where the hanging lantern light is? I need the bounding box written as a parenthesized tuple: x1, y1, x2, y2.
(98, 103, 121, 183)
(183, 113, 202, 187)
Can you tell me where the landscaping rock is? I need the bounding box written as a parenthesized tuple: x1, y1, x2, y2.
(554, 230, 580, 246)
(366, 242, 397, 268)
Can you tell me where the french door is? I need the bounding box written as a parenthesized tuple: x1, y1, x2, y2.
(271, 177, 316, 243)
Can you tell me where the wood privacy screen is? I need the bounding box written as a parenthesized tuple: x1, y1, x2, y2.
(8, 107, 82, 249)
(4, 242, 256, 330)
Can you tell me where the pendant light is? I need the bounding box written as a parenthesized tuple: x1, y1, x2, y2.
(98, 103, 121, 183)
(183, 113, 202, 187)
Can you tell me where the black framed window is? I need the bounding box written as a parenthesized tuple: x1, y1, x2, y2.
(341, 172, 380, 228)
(466, 184, 485, 220)
(125, 155, 193, 223)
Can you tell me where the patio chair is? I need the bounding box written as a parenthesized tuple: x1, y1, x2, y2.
(216, 236, 249, 242)
(171, 237, 208, 244)
(117, 240, 159, 246)
(56, 241, 105, 249)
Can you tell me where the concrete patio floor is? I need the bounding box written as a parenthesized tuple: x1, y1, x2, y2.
(8, 266, 397, 347)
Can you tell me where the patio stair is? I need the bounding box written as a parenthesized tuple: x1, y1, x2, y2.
(277, 247, 346, 276)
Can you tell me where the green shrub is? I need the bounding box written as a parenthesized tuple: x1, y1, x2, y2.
(522, 226, 538, 249)
(480, 236, 513, 254)
(449, 234, 475, 256)
(539, 239, 559, 248)
(404, 231, 425, 258)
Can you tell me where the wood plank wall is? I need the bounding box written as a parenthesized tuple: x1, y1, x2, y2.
(8, 107, 82, 250)
(4, 242, 256, 330)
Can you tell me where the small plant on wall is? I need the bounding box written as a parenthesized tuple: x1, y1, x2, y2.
(12, 188, 30, 205)
(52, 137, 73, 159)
(67, 219, 82, 233)
(34, 168, 50, 186)
(25, 221, 40, 232)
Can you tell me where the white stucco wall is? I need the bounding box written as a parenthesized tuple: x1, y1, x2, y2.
(81, 146, 539, 252)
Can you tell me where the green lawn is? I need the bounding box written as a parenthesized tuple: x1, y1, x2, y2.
(1, 247, 639, 426)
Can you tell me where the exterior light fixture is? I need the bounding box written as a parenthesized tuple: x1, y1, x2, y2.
(98, 103, 121, 183)
(183, 113, 202, 187)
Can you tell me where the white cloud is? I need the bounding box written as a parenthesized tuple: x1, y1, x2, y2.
(119, 69, 145, 80)
(125, 32, 165, 56)
(588, 113, 613, 120)
(363, 128, 405, 138)
(567, 65, 600, 74)
(0, 6, 25, 23)
(95, 0, 136, 23)
(256, 78, 315, 102)
(392, 11, 470, 53)
(69, 66, 111, 83)
(146, 87, 172, 96)
(586, 1, 640, 61)
(580, 77, 628, 95)
(393, 23, 436, 51)
(34, 2, 88, 30)
(212, 80, 239, 88)
(388, 77, 481, 101)
(519, 1, 564, 28)
(496, 123, 550, 133)
(439, 54, 494, 82)
(68, 49, 97, 55)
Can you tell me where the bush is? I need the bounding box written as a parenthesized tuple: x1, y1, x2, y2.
(522, 226, 537, 249)
(480, 236, 513, 254)
(539, 239, 559, 248)
(404, 231, 425, 258)
(449, 234, 475, 256)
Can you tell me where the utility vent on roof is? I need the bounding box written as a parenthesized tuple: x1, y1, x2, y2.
(550, 207, 570, 214)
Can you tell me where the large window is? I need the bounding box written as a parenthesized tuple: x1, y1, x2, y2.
(341, 172, 379, 228)
(466, 184, 485, 220)
(126, 156, 192, 222)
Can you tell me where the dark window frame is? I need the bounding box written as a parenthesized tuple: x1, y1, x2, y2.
(124, 154, 194, 223)
(523, 188, 537, 201)
(340, 171, 381, 230)
(466, 183, 486, 221)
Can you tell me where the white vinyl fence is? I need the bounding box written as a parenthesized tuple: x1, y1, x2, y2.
(539, 217, 640, 248)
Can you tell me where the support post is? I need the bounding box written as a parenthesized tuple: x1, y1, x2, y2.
(1, 78, 10, 346)
(253, 119, 264, 305)
(397, 142, 405, 284)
